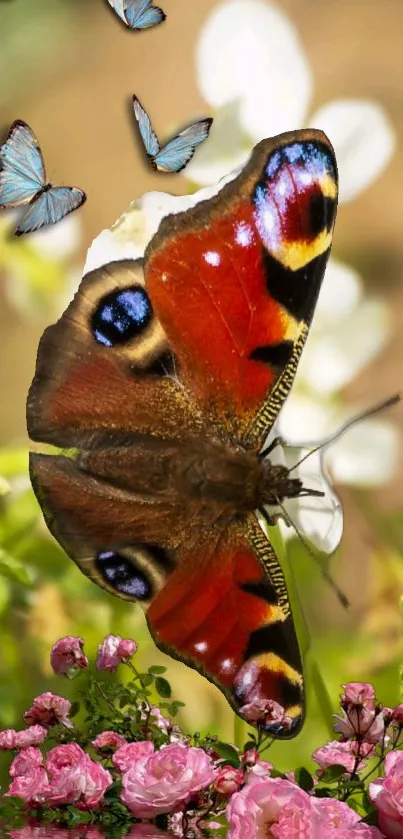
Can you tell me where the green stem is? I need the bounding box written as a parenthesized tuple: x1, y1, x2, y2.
(233, 713, 245, 750)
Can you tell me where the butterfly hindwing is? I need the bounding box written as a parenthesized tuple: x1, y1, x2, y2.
(0, 120, 45, 206)
(15, 186, 86, 236)
(154, 119, 214, 173)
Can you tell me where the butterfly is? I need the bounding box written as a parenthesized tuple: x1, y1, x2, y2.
(107, 0, 165, 30)
(27, 129, 338, 737)
(0, 120, 86, 236)
(132, 96, 213, 173)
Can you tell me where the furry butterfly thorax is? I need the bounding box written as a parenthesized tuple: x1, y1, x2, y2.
(28, 129, 338, 738)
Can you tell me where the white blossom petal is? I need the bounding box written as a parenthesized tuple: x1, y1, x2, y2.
(310, 99, 396, 203)
(325, 419, 399, 486)
(277, 394, 335, 443)
(84, 177, 238, 274)
(29, 214, 82, 260)
(196, 0, 312, 139)
(186, 101, 249, 186)
(297, 299, 390, 395)
(316, 259, 362, 326)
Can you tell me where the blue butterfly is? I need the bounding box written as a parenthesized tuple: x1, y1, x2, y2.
(0, 121, 86, 236)
(132, 96, 213, 173)
(108, 0, 165, 30)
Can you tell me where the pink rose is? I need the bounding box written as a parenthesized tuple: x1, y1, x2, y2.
(120, 742, 217, 818)
(15, 726, 48, 749)
(141, 704, 171, 734)
(10, 747, 44, 777)
(46, 742, 112, 809)
(24, 692, 72, 729)
(92, 730, 127, 751)
(0, 728, 17, 749)
(313, 739, 374, 774)
(7, 766, 50, 805)
(227, 776, 308, 838)
(370, 749, 403, 837)
(246, 759, 273, 781)
(113, 740, 155, 773)
(393, 703, 403, 725)
(214, 764, 244, 795)
(96, 634, 137, 672)
(50, 636, 88, 677)
(334, 707, 385, 743)
(242, 748, 260, 766)
(341, 682, 376, 711)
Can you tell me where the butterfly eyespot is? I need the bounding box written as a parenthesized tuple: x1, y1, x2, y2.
(91, 286, 152, 347)
(96, 550, 153, 600)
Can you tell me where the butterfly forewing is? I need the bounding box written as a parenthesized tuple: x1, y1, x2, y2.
(28, 131, 338, 737)
(133, 96, 160, 159)
(0, 121, 45, 206)
(125, 0, 165, 29)
(15, 187, 86, 236)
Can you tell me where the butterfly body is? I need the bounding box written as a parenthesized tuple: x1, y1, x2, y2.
(28, 130, 338, 736)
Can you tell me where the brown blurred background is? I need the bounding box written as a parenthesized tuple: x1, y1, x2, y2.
(0, 0, 403, 769)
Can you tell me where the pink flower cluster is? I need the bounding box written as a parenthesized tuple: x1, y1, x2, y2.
(7, 743, 112, 809)
(96, 634, 137, 672)
(227, 775, 382, 838)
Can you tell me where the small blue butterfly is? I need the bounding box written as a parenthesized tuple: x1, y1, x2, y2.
(132, 96, 213, 174)
(108, 0, 165, 30)
(0, 121, 86, 237)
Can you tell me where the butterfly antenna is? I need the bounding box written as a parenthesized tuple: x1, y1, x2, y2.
(273, 495, 349, 610)
(289, 393, 401, 474)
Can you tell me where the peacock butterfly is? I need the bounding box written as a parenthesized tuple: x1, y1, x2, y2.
(27, 129, 338, 737)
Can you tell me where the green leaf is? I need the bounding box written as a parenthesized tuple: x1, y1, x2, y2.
(69, 701, 80, 718)
(155, 676, 172, 698)
(319, 764, 347, 783)
(0, 548, 32, 586)
(148, 665, 167, 674)
(311, 659, 336, 736)
(214, 741, 240, 766)
(295, 766, 314, 791)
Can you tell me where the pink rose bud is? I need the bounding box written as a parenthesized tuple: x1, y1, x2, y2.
(92, 730, 128, 752)
(0, 729, 17, 750)
(96, 634, 138, 672)
(341, 682, 376, 711)
(14, 726, 48, 749)
(334, 707, 385, 744)
(214, 764, 244, 796)
(24, 692, 73, 729)
(393, 703, 403, 725)
(50, 635, 89, 677)
(242, 748, 259, 766)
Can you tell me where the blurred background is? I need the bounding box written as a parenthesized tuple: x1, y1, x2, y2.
(0, 0, 403, 781)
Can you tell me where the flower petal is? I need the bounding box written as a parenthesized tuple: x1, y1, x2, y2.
(310, 99, 396, 202)
(325, 418, 399, 486)
(316, 259, 362, 325)
(186, 101, 249, 186)
(196, 0, 312, 139)
(297, 299, 390, 395)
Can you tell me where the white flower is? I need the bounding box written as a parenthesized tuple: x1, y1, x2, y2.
(189, 0, 395, 202)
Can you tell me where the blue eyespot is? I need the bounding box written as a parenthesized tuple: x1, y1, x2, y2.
(95, 551, 151, 600)
(91, 286, 152, 347)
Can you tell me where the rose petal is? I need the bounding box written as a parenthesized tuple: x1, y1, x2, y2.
(310, 99, 396, 202)
(196, 0, 312, 138)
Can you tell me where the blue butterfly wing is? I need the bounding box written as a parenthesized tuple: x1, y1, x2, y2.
(107, 0, 127, 23)
(15, 186, 86, 236)
(154, 119, 213, 173)
(132, 96, 160, 159)
(0, 120, 45, 206)
(125, 0, 166, 29)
